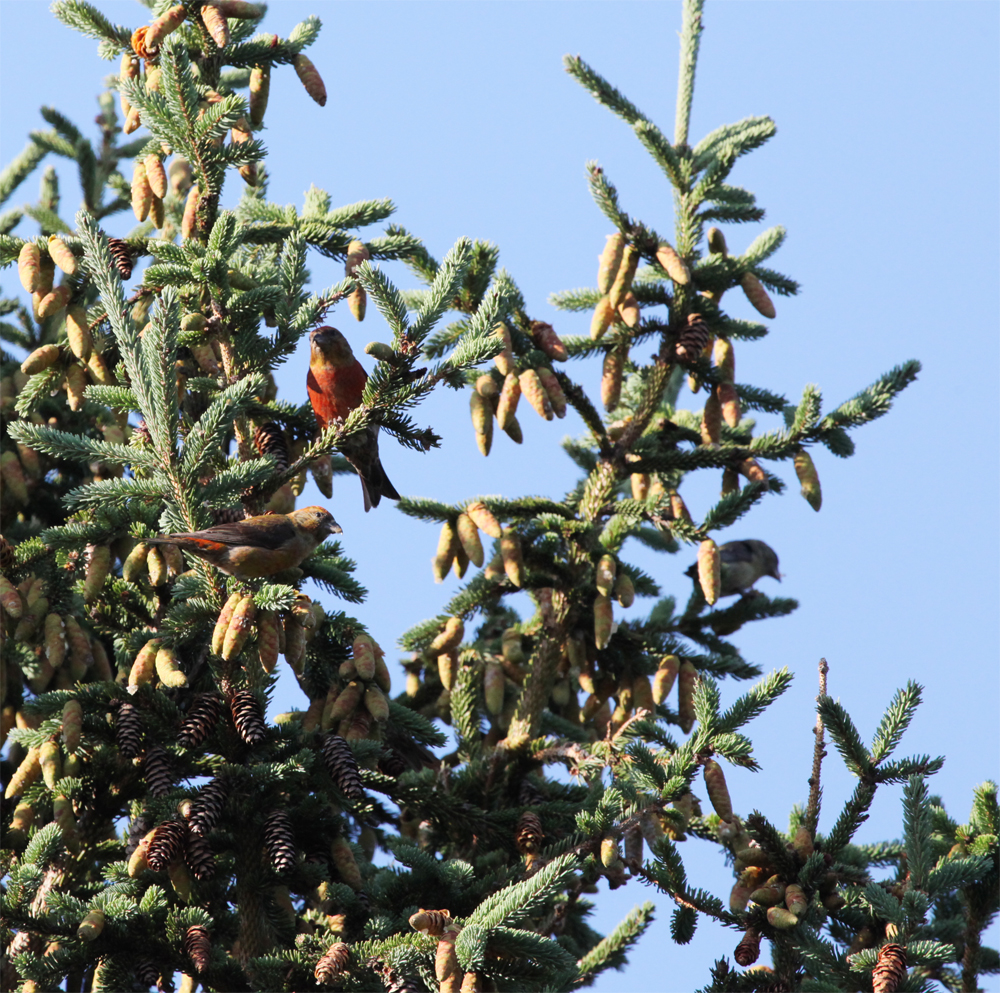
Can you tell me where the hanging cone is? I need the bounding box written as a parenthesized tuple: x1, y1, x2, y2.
(314, 942, 350, 984)
(455, 513, 484, 567)
(294, 53, 327, 106)
(535, 366, 567, 418)
(144, 744, 173, 797)
(465, 501, 501, 538)
(718, 382, 741, 427)
(263, 808, 297, 873)
(655, 241, 690, 284)
(697, 539, 721, 605)
(515, 811, 544, 854)
(674, 314, 711, 363)
(147, 818, 188, 872)
(230, 689, 267, 745)
(677, 661, 697, 734)
(432, 521, 460, 582)
(178, 695, 223, 748)
(608, 243, 639, 311)
(601, 348, 623, 411)
(794, 447, 822, 511)
(469, 390, 493, 455)
(107, 237, 133, 278)
(322, 733, 364, 799)
(185, 829, 216, 880)
(701, 388, 722, 445)
(703, 759, 732, 820)
(519, 368, 553, 420)
(873, 944, 907, 993)
(253, 422, 289, 472)
(500, 530, 524, 587)
(409, 910, 454, 936)
(734, 928, 760, 966)
(200, 3, 231, 47)
(188, 778, 227, 836)
(115, 701, 144, 758)
(652, 655, 680, 704)
(183, 924, 211, 973)
(739, 272, 775, 319)
(249, 64, 270, 126)
(590, 295, 615, 341)
(597, 233, 625, 293)
(530, 321, 567, 361)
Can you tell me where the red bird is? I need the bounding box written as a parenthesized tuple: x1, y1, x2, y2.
(307, 326, 399, 512)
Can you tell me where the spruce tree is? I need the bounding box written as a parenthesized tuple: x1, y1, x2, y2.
(1, 3, 996, 993)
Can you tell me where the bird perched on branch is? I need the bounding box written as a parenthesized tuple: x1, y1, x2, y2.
(686, 539, 781, 597)
(147, 506, 341, 579)
(306, 326, 400, 512)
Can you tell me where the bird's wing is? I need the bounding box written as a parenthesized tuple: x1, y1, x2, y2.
(168, 515, 298, 549)
(719, 541, 756, 564)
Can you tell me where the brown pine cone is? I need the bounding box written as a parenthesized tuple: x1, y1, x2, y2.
(210, 506, 246, 525)
(107, 237, 134, 279)
(253, 422, 290, 473)
(314, 942, 350, 984)
(177, 695, 224, 748)
(188, 778, 227, 836)
(377, 748, 407, 779)
(114, 700, 144, 758)
(262, 807, 297, 874)
(674, 313, 712, 363)
(185, 830, 216, 880)
(183, 924, 211, 973)
(734, 927, 761, 966)
(146, 818, 188, 872)
(143, 744, 173, 797)
(515, 811, 544, 854)
(873, 943, 907, 993)
(322, 734, 365, 799)
(230, 689, 267, 746)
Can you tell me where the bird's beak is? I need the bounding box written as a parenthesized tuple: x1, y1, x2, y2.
(328, 520, 343, 535)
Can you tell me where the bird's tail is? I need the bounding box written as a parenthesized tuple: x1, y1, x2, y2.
(361, 462, 400, 512)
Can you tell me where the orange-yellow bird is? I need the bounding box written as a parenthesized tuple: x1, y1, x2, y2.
(147, 506, 341, 579)
(307, 325, 399, 512)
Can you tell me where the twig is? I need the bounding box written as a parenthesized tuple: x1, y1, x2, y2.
(805, 657, 829, 836)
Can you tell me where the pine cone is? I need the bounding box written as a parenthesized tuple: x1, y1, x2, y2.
(518, 778, 545, 807)
(734, 927, 761, 966)
(873, 943, 907, 993)
(516, 811, 544, 854)
(178, 695, 223, 748)
(0, 534, 13, 573)
(134, 959, 160, 989)
(253, 422, 290, 474)
(114, 700, 144, 758)
(211, 506, 246, 525)
(107, 237, 134, 279)
(185, 829, 216, 880)
(183, 924, 211, 973)
(143, 744, 173, 797)
(230, 689, 267, 745)
(146, 818, 188, 872)
(263, 807, 297, 873)
(378, 748, 407, 779)
(322, 734, 365, 800)
(314, 942, 350, 984)
(188, 778, 227, 836)
(674, 313, 711, 363)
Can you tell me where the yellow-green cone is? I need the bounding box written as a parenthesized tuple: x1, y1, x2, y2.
(20, 344, 60, 376)
(212, 592, 242, 655)
(535, 366, 566, 418)
(221, 596, 256, 660)
(655, 241, 691, 284)
(697, 539, 721, 605)
(613, 572, 634, 607)
(154, 646, 187, 688)
(652, 654, 680, 704)
(249, 65, 270, 126)
(466, 501, 502, 538)
(608, 243, 639, 311)
(593, 594, 613, 649)
(597, 232, 625, 294)
(66, 306, 92, 360)
(47, 235, 76, 276)
(677, 660, 697, 733)
(595, 554, 616, 597)
(601, 348, 623, 411)
(500, 530, 524, 587)
(433, 521, 459, 582)
(739, 272, 775, 319)
(794, 448, 822, 511)
(129, 638, 160, 691)
(456, 513, 484, 567)
(495, 372, 521, 429)
(703, 759, 732, 821)
(519, 368, 553, 420)
(590, 295, 615, 341)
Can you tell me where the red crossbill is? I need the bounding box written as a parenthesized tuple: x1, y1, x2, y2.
(685, 539, 781, 597)
(147, 506, 341, 579)
(307, 326, 399, 512)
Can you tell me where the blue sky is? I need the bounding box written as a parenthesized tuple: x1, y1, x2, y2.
(2, 2, 998, 990)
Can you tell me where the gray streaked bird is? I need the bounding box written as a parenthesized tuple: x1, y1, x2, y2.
(686, 539, 781, 597)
